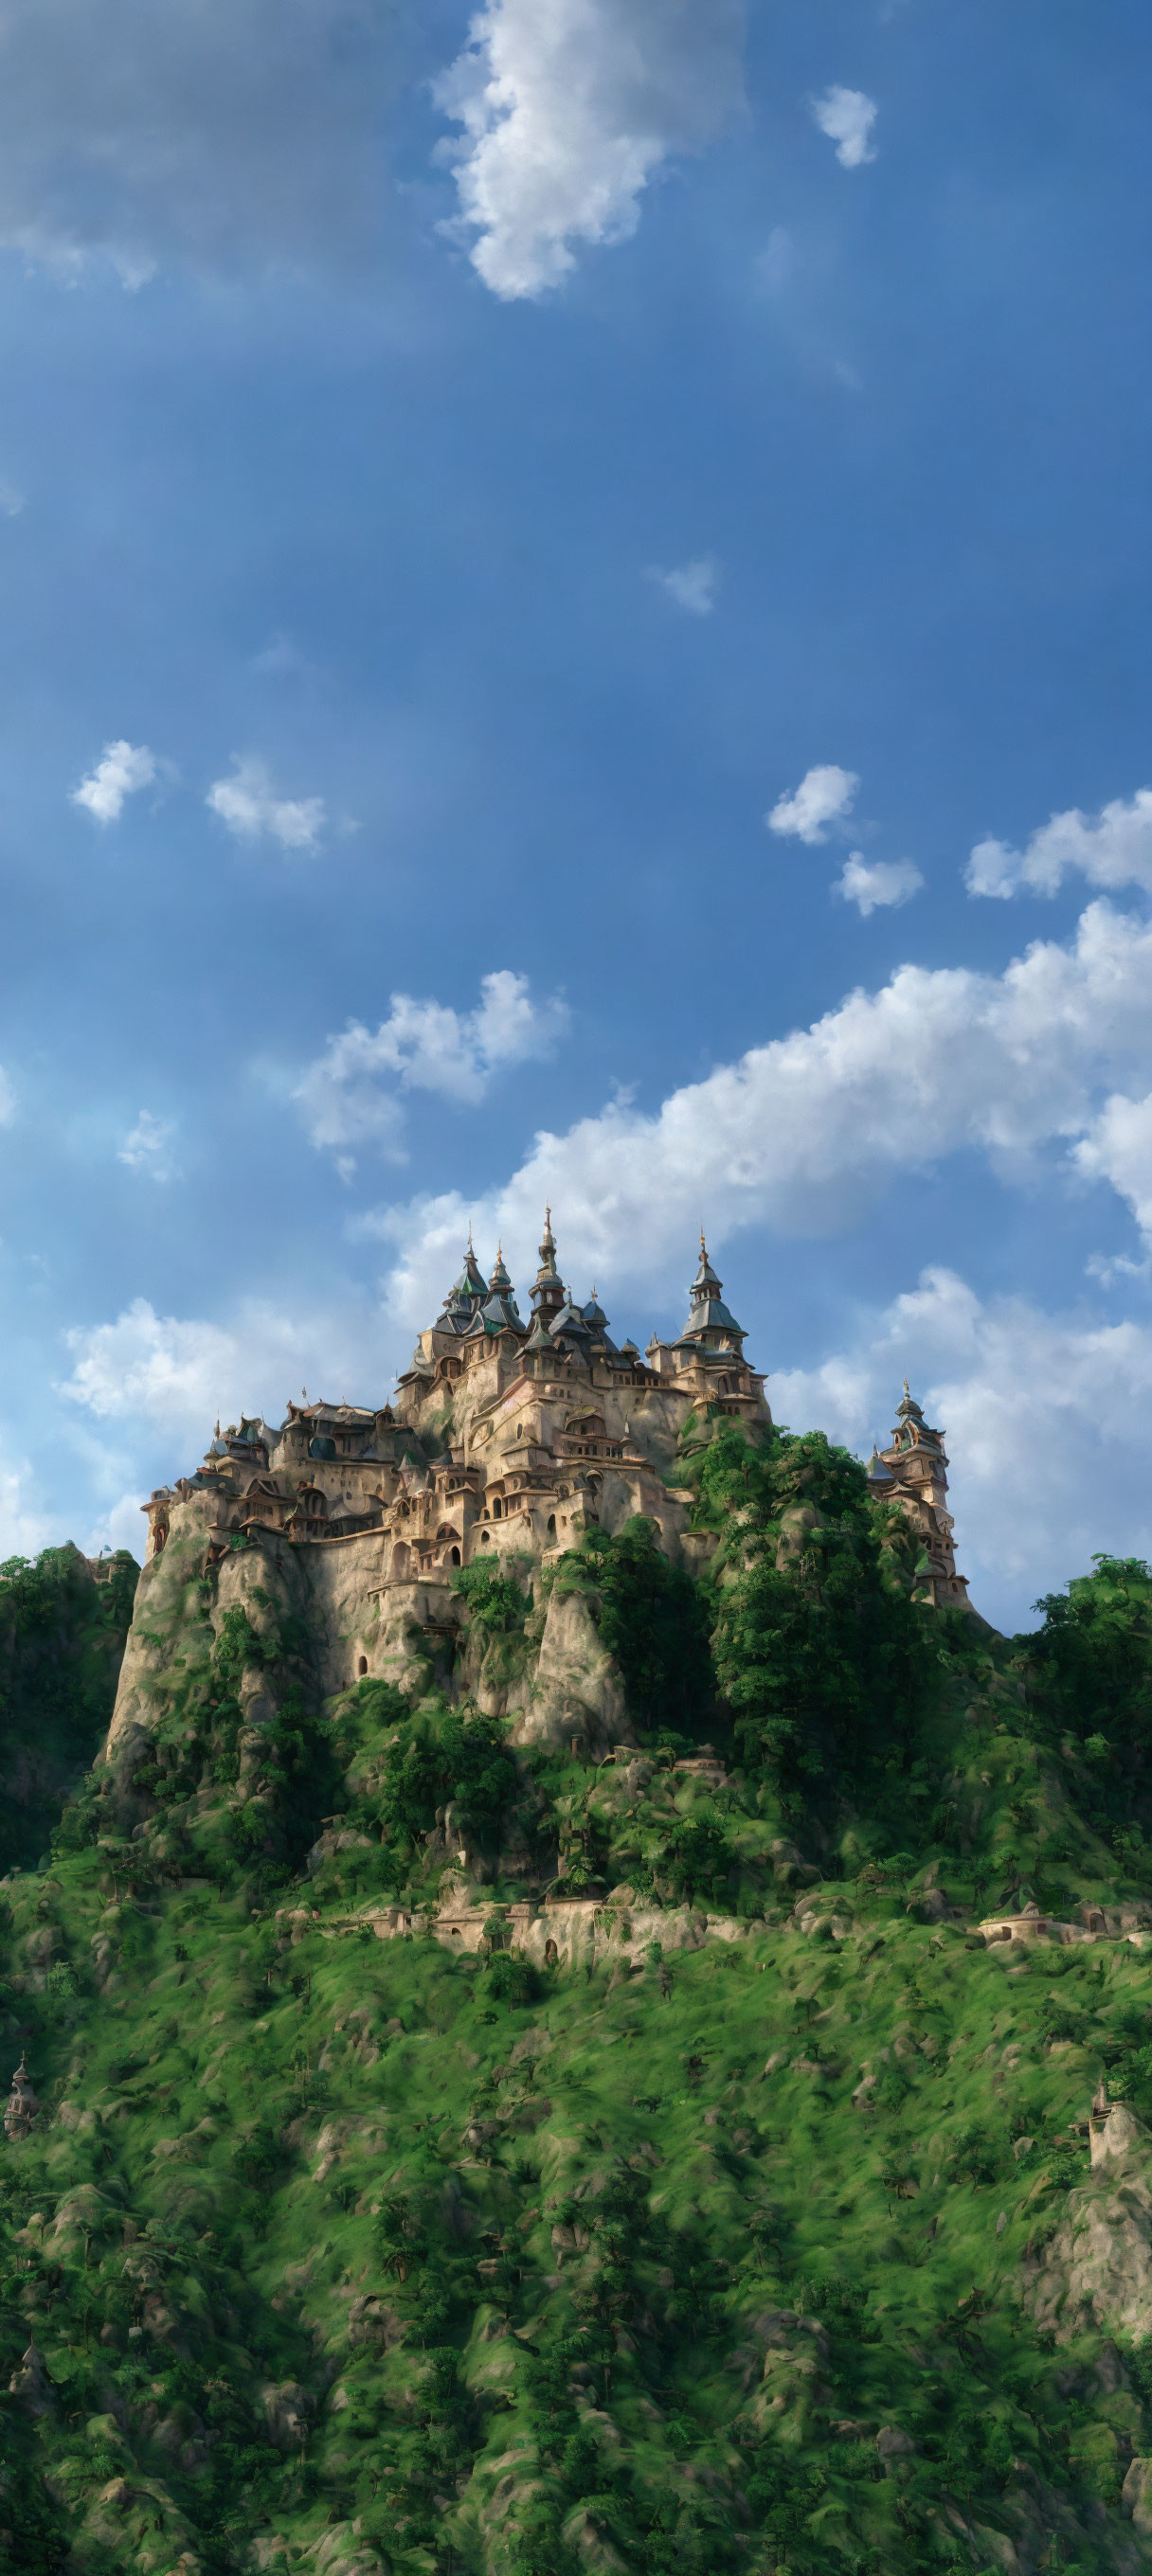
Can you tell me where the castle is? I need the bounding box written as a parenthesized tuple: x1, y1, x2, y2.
(139, 1217, 967, 1618)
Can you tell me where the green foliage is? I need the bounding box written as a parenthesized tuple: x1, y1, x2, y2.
(450, 1557, 528, 1635)
(373, 1701, 520, 1865)
(560, 1515, 713, 1734)
(698, 1428, 933, 1803)
(1029, 1557, 1152, 1764)
(0, 1546, 137, 1870)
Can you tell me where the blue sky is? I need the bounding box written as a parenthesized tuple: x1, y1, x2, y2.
(2, 0, 1152, 1630)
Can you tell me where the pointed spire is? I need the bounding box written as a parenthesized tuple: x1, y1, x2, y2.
(691, 1232, 722, 1299)
(488, 1240, 513, 1293)
(531, 1206, 565, 1317)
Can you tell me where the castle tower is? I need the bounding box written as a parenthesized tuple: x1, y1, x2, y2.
(675, 1234, 747, 1355)
(530, 1207, 566, 1323)
(866, 1381, 969, 1610)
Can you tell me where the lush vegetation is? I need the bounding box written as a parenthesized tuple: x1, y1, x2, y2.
(0, 1547, 137, 1874)
(7, 1460, 1152, 2572)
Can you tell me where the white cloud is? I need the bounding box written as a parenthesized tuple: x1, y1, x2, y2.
(837, 852, 924, 916)
(1072, 1092, 1152, 1241)
(433, 0, 746, 299)
(649, 556, 719, 617)
(0, 1066, 15, 1126)
(966, 787, 1152, 902)
(117, 1110, 177, 1182)
(362, 899, 1152, 1335)
(207, 756, 325, 852)
(61, 1292, 388, 1453)
(295, 969, 571, 1159)
(767, 762, 858, 845)
(71, 739, 156, 824)
(770, 1265, 1152, 1631)
(810, 86, 877, 170)
(0, 0, 401, 284)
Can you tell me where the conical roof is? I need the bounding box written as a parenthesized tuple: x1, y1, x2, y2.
(488, 1242, 513, 1293)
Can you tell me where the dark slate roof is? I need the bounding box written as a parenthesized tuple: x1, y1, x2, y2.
(550, 1298, 591, 1340)
(678, 1295, 746, 1339)
(480, 1291, 523, 1332)
(866, 1447, 894, 1485)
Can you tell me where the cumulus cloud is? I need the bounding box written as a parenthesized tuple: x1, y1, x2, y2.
(295, 969, 570, 1160)
(0, 0, 400, 284)
(767, 762, 858, 845)
(361, 899, 1152, 1335)
(810, 86, 877, 170)
(966, 787, 1152, 902)
(649, 556, 719, 617)
(117, 1110, 178, 1182)
(433, 0, 746, 299)
(71, 739, 156, 824)
(61, 1292, 387, 1447)
(837, 853, 923, 917)
(770, 1265, 1152, 1631)
(207, 756, 325, 852)
(1073, 1092, 1152, 1242)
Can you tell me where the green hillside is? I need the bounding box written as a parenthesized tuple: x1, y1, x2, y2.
(6, 1431, 1152, 2574)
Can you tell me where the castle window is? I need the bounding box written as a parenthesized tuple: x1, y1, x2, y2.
(357, 1655, 368, 1677)
(547, 1514, 556, 1536)
(448, 1546, 460, 1566)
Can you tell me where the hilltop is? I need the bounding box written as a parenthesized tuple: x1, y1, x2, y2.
(6, 1412, 1152, 2573)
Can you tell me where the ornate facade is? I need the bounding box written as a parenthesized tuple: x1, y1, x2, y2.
(141, 1221, 770, 1584)
(139, 1224, 971, 1615)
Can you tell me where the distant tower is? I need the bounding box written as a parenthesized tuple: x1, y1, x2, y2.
(866, 1385, 969, 1609)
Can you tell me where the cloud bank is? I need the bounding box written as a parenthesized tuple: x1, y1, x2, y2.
(359, 899, 1152, 1333)
(434, 0, 746, 298)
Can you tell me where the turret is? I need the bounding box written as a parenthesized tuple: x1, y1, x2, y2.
(675, 1234, 747, 1352)
(530, 1206, 566, 1322)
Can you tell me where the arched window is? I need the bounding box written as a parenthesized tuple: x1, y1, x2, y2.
(391, 1539, 409, 1579)
(357, 1655, 368, 1677)
(448, 1546, 460, 1567)
(479, 1530, 490, 1546)
(493, 1496, 503, 1519)
(547, 1513, 556, 1537)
